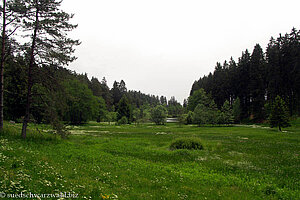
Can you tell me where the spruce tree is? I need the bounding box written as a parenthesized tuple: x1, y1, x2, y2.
(117, 96, 132, 123)
(250, 44, 266, 122)
(269, 96, 290, 132)
(221, 100, 234, 125)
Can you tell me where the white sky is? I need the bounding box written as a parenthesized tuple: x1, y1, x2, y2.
(61, 0, 300, 103)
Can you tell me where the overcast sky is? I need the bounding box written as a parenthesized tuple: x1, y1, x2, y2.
(61, 0, 300, 103)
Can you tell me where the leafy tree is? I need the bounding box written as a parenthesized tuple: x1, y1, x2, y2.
(106, 112, 117, 124)
(269, 96, 290, 131)
(117, 116, 128, 125)
(177, 113, 187, 126)
(20, 0, 80, 139)
(63, 79, 99, 124)
(186, 111, 194, 124)
(193, 104, 208, 126)
(116, 96, 132, 123)
(150, 105, 167, 125)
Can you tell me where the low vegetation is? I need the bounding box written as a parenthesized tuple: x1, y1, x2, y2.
(170, 137, 203, 150)
(0, 119, 299, 199)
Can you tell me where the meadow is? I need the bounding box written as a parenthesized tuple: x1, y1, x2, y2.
(0, 120, 299, 200)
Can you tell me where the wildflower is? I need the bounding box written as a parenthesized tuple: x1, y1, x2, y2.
(101, 194, 110, 199)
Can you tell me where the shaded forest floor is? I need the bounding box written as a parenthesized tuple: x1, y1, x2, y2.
(0, 120, 300, 199)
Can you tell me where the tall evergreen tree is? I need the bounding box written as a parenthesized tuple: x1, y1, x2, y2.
(117, 96, 132, 123)
(221, 100, 234, 125)
(250, 44, 266, 121)
(269, 96, 290, 131)
(237, 50, 251, 119)
(21, 0, 80, 139)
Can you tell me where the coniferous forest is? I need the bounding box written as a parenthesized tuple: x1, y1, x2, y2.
(190, 28, 300, 122)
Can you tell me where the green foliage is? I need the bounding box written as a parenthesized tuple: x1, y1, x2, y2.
(186, 111, 194, 124)
(170, 137, 204, 150)
(193, 104, 208, 126)
(177, 114, 187, 126)
(188, 88, 211, 111)
(167, 96, 183, 117)
(106, 112, 117, 123)
(269, 96, 290, 131)
(22, 0, 80, 66)
(3, 57, 27, 121)
(63, 79, 99, 124)
(221, 100, 234, 125)
(207, 100, 219, 125)
(96, 97, 107, 122)
(117, 116, 128, 125)
(150, 105, 167, 125)
(116, 96, 132, 123)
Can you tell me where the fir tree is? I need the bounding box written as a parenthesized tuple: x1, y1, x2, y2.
(269, 96, 290, 132)
(221, 100, 234, 125)
(117, 96, 132, 123)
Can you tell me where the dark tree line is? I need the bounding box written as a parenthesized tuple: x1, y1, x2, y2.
(190, 28, 300, 122)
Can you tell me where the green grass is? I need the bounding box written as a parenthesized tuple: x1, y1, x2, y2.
(0, 120, 299, 199)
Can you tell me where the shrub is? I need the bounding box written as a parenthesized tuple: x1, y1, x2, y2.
(170, 137, 203, 150)
(117, 116, 128, 125)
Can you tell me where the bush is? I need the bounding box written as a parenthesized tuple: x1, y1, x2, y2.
(117, 116, 128, 125)
(170, 137, 203, 150)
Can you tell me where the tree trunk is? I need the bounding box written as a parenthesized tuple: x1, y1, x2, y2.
(278, 125, 281, 132)
(0, 0, 6, 131)
(21, 5, 39, 139)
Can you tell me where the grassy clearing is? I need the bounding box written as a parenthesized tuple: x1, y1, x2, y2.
(0, 120, 299, 199)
